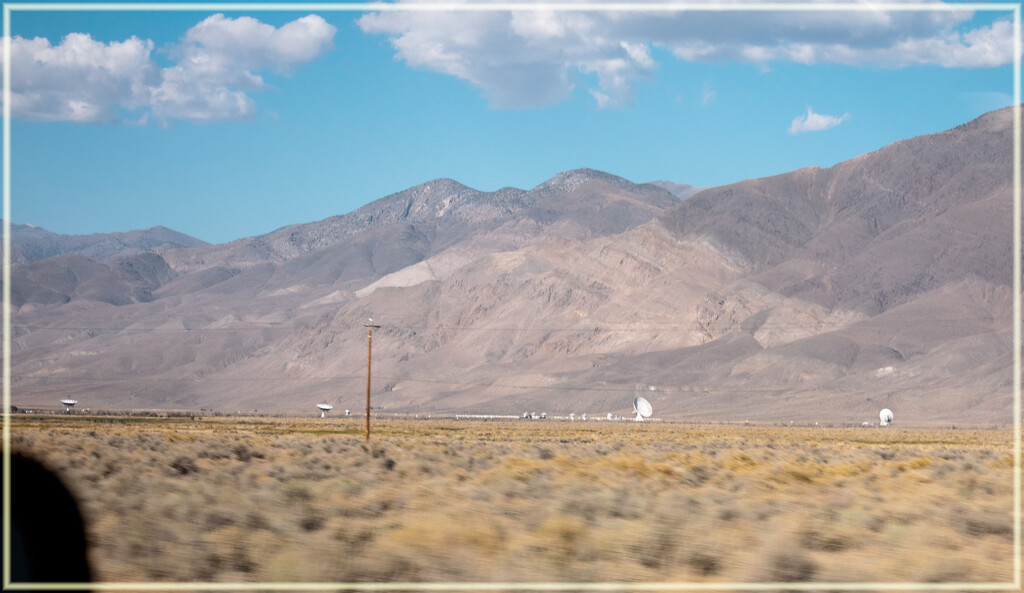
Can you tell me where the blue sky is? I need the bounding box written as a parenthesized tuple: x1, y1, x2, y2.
(4, 2, 1018, 245)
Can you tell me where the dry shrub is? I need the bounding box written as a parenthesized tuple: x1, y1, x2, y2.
(768, 549, 818, 582)
(950, 505, 1013, 539)
(8, 416, 1015, 584)
(169, 456, 198, 475)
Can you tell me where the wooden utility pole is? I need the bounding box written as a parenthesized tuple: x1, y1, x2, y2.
(364, 321, 380, 441)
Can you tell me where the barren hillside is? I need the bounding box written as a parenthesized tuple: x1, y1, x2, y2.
(8, 108, 1017, 423)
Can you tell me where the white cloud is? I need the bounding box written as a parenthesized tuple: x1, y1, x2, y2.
(886, 19, 1015, 68)
(358, 2, 1014, 110)
(701, 82, 716, 106)
(358, 7, 656, 109)
(620, 40, 654, 69)
(182, 14, 336, 70)
(590, 89, 611, 108)
(150, 14, 336, 121)
(2, 13, 336, 123)
(359, 10, 571, 108)
(2, 33, 156, 123)
(788, 107, 849, 134)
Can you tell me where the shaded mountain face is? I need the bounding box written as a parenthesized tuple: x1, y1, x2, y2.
(10, 168, 678, 306)
(8, 109, 1017, 424)
(7, 224, 208, 266)
(9, 253, 177, 308)
(160, 168, 677, 273)
(660, 110, 1012, 314)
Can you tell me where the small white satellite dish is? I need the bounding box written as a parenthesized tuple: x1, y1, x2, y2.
(345, 409, 350, 416)
(581, 413, 587, 421)
(880, 408, 894, 426)
(569, 413, 575, 421)
(316, 403, 333, 418)
(540, 412, 547, 419)
(633, 396, 653, 422)
(60, 399, 77, 413)
(607, 412, 613, 421)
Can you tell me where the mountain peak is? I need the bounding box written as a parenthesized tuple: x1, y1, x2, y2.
(406, 177, 472, 194)
(533, 168, 634, 194)
(9, 223, 207, 266)
(9, 108, 1015, 422)
(949, 104, 1018, 134)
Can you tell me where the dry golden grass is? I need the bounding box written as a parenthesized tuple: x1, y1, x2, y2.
(8, 415, 1016, 585)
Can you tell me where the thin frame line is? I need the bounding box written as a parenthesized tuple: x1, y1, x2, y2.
(4, 581, 1024, 591)
(3, 2, 1021, 11)
(1013, 3, 1022, 590)
(4, 2, 13, 590)
(2, 1, 1019, 591)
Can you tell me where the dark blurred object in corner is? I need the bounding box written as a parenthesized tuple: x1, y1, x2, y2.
(3, 452, 92, 591)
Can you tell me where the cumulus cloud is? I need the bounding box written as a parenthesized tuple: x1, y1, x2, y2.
(150, 14, 336, 121)
(2, 13, 336, 123)
(2, 33, 157, 123)
(358, 8, 657, 109)
(788, 107, 849, 134)
(358, 2, 1014, 110)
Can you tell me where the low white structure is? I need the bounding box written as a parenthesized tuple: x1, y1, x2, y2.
(633, 396, 653, 422)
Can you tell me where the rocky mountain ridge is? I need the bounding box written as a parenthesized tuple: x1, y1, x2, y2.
(7, 107, 1017, 423)
(157, 168, 677, 273)
(7, 223, 207, 266)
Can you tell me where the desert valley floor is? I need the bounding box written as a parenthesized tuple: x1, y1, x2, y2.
(8, 414, 1016, 586)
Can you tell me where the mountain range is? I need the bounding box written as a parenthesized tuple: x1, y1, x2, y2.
(9, 223, 207, 266)
(7, 107, 1016, 424)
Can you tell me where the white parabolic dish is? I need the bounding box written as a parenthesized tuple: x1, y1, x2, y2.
(316, 404, 333, 411)
(633, 396, 653, 422)
(60, 399, 77, 406)
(879, 408, 894, 426)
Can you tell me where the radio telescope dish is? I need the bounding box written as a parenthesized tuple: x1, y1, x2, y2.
(879, 408, 893, 426)
(316, 403, 333, 418)
(633, 396, 653, 422)
(60, 399, 77, 413)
